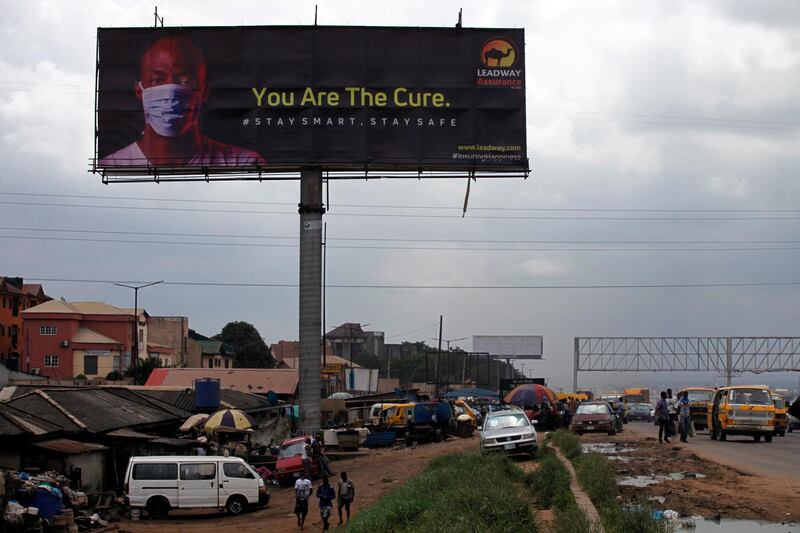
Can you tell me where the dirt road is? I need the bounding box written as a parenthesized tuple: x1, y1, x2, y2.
(120, 436, 479, 533)
(583, 422, 800, 522)
(625, 422, 800, 478)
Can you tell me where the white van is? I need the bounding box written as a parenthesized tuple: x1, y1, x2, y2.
(125, 456, 268, 518)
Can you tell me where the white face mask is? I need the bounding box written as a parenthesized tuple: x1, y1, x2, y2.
(139, 83, 197, 137)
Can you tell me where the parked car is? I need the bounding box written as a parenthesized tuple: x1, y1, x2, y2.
(708, 386, 775, 442)
(480, 409, 538, 455)
(627, 403, 655, 422)
(274, 437, 318, 484)
(125, 456, 268, 519)
(571, 401, 621, 435)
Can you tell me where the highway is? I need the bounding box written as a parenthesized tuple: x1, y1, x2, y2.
(625, 421, 800, 478)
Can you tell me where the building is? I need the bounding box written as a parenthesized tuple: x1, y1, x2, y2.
(144, 367, 299, 399)
(21, 300, 147, 378)
(147, 316, 189, 367)
(271, 339, 362, 395)
(0, 277, 50, 369)
(186, 329, 235, 369)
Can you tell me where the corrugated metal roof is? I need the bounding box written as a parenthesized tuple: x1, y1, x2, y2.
(144, 368, 298, 396)
(32, 439, 107, 454)
(0, 403, 62, 436)
(7, 388, 183, 433)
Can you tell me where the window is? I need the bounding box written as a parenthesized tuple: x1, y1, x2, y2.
(40, 325, 57, 336)
(1, 297, 5, 308)
(44, 355, 59, 367)
(138, 329, 144, 343)
(132, 463, 177, 480)
(0, 325, 4, 337)
(180, 463, 216, 480)
(84, 355, 98, 375)
(208, 358, 213, 368)
(223, 463, 254, 479)
(224, 359, 230, 368)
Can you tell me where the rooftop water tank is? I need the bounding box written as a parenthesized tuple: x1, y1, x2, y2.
(195, 378, 221, 410)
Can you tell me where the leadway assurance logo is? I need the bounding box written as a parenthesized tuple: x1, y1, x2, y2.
(477, 37, 523, 88)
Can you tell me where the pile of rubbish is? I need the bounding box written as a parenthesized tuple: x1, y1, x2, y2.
(1, 468, 119, 532)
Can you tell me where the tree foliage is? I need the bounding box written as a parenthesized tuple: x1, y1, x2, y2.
(214, 321, 275, 368)
(124, 356, 162, 385)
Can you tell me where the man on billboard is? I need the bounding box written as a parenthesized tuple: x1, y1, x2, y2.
(100, 36, 265, 167)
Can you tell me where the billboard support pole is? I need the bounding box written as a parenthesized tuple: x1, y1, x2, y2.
(298, 168, 324, 433)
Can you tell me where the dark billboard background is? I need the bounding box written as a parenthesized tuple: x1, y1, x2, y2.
(96, 26, 526, 174)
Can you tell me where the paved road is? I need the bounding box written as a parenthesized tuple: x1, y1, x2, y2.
(624, 421, 800, 478)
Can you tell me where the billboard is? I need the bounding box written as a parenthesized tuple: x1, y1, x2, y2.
(95, 26, 527, 176)
(473, 335, 543, 360)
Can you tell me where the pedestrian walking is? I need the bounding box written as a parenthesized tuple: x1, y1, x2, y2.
(316, 476, 336, 531)
(656, 391, 671, 443)
(294, 472, 312, 529)
(337, 471, 355, 526)
(678, 391, 692, 443)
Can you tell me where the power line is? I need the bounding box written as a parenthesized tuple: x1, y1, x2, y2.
(2, 191, 800, 213)
(385, 322, 441, 339)
(4, 234, 800, 253)
(25, 277, 800, 290)
(3, 200, 800, 220)
(4, 226, 799, 245)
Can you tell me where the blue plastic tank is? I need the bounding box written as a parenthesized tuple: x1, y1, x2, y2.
(195, 378, 221, 410)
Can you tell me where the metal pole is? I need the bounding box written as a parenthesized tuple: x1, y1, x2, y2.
(726, 337, 733, 387)
(298, 168, 324, 434)
(133, 287, 138, 382)
(573, 337, 579, 392)
(322, 222, 327, 369)
(435, 315, 443, 397)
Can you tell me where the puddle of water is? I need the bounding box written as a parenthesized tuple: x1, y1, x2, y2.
(687, 517, 799, 532)
(607, 455, 634, 462)
(582, 442, 638, 454)
(619, 472, 706, 487)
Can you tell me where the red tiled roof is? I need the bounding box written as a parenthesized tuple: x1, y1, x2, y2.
(144, 368, 298, 396)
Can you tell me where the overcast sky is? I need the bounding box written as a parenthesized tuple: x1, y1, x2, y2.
(1, 0, 799, 392)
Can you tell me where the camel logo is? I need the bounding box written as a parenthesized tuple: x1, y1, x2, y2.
(480, 38, 517, 68)
(476, 37, 523, 89)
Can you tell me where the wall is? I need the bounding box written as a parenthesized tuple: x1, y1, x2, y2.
(186, 339, 203, 368)
(72, 349, 121, 378)
(23, 315, 82, 378)
(148, 317, 189, 366)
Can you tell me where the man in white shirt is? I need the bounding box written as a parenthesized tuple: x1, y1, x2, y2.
(294, 472, 312, 529)
(100, 35, 265, 168)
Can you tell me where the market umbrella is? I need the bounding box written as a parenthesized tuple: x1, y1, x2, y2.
(503, 384, 557, 408)
(180, 413, 210, 432)
(203, 409, 257, 433)
(328, 392, 353, 400)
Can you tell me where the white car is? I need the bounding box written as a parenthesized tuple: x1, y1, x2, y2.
(480, 409, 538, 455)
(125, 456, 268, 519)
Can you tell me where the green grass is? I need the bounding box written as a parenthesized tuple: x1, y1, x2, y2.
(526, 450, 571, 508)
(345, 452, 537, 533)
(553, 492, 599, 533)
(550, 429, 583, 460)
(574, 452, 674, 533)
(548, 430, 672, 533)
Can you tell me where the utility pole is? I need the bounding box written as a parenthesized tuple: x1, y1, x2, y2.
(298, 169, 324, 434)
(114, 280, 162, 384)
(434, 315, 443, 398)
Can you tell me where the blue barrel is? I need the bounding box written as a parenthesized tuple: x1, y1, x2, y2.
(195, 378, 221, 410)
